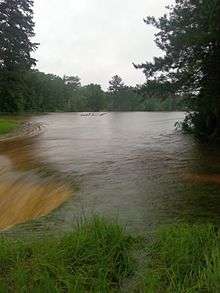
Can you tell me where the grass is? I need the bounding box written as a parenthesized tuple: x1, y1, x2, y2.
(139, 224, 220, 292)
(0, 118, 18, 135)
(0, 217, 138, 292)
(0, 218, 219, 292)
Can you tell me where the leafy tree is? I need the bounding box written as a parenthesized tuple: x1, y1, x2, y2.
(83, 84, 106, 112)
(21, 71, 67, 112)
(136, 79, 183, 111)
(107, 86, 139, 111)
(137, 79, 175, 100)
(107, 75, 182, 111)
(0, 71, 26, 112)
(63, 75, 81, 90)
(0, 0, 38, 71)
(135, 0, 220, 140)
(107, 75, 142, 111)
(66, 92, 88, 112)
(0, 0, 38, 112)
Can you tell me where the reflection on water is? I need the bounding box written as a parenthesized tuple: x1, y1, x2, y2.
(1, 112, 220, 236)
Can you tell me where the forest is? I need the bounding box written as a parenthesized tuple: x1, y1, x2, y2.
(0, 0, 186, 114)
(0, 70, 186, 113)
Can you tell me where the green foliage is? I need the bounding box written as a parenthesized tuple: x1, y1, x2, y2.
(137, 79, 175, 99)
(107, 75, 186, 111)
(0, 69, 185, 113)
(136, 0, 220, 140)
(0, 219, 219, 292)
(107, 87, 141, 111)
(140, 97, 186, 112)
(108, 75, 125, 93)
(80, 84, 106, 112)
(138, 224, 220, 292)
(0, 0, 38, 113)
(63, 75, 81, 90)
(0, 118, 18, 135)
(23, 71, 68, 112)
(0, 0, 38, 71)
(0, 217, 137, 292)
(0, 71, 27, 112)
(107, 75, 140, 111)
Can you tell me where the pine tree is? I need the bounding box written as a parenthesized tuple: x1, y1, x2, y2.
(108, 75, 125, 93)
(0, 0, 38, 112)
(135, 0, 220, 140)
(0, 0, 38, 71)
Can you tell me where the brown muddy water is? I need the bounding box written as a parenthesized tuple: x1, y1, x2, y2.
(1, 112, 220, 237)
(0, 131, 72, 231)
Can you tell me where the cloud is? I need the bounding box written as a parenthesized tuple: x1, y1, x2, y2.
(33, 0, 174, 89)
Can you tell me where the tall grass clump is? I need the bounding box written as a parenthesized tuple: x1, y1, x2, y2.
(0, 218, 219, 292)
(0, 217, 137, 292)
(139, 224, 220, 292)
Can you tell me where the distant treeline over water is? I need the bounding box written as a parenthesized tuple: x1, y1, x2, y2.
(0, 71, 186, 113)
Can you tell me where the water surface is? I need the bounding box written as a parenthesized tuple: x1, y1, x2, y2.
(3, 112, 220, 235)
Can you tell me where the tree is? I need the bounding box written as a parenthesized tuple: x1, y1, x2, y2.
(0, 0, 38, 71)
(137, 79, 175, 100)
(0, 0, 38, 112)
(108, 75, 125, 93)
(0, 70, 26, 112)
(135, 0, 220, 140)
(107, 75, 145, 111)
(63, 75, 81, 90)
(136, 79, 183, 110)
(108, 75, 125, 110)
(82, 84, 105, 112)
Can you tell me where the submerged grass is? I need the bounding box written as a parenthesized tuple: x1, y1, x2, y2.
(0, 218, 219, 292)
(0, 118, 18, 135)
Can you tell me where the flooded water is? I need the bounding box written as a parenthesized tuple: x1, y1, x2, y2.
(0, 132, 72, 231)
(1, 112, 220, 236)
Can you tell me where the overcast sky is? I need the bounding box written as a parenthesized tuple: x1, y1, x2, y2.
(33, 0, 174, 89)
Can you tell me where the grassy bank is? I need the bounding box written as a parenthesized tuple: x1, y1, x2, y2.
(0, 218, 138, 292)
(0, 118, 19, 135)
(139, 224, 220, 292)
(0, 218, 219, 292)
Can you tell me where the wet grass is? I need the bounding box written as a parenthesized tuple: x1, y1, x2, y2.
(0, 218, 219, 292)
(138, 223, 220, 292)
(0, 217, 138, 292)
(0, 118, 19, 135)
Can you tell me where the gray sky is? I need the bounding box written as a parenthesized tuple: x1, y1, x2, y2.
(33, 0, 174, 89)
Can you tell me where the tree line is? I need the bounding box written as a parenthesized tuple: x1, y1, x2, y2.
(1, 0, 219, 140)
(0, 70, 185, 113)
(0, 69, 185, 113)
(0, 0, 185, 114)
